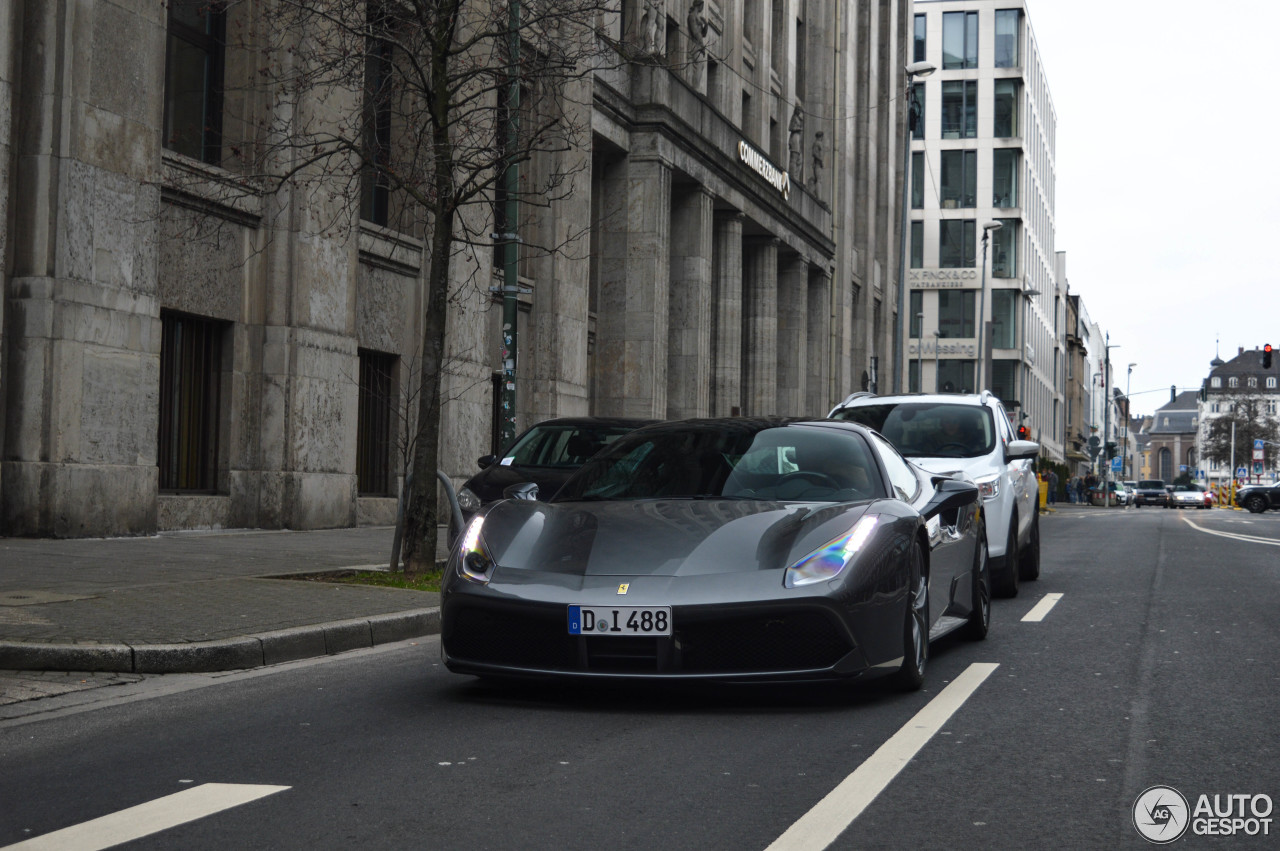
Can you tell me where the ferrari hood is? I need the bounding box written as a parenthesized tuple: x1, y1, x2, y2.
(476, 498, 873, 577)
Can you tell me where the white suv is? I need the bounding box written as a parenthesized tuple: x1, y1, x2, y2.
(829, 391, 1041, 597)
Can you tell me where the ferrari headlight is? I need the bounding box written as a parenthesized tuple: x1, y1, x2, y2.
(975, 473, 1000, 501)
(457, 486, 481, 514)
(785, 516, 879, 588)
(457, 515, 496, 584)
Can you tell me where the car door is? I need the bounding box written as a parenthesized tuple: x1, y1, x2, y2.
(868, 432, 972, 626)
(995, 404, 1035, 542)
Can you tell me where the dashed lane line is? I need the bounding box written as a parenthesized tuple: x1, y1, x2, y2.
(3, 783, 290, 850)
(1021, 592, 1064, 622)
(764, 662, 999, 851)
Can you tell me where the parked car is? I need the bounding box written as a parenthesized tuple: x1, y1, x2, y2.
(1132, 480, 1169, 508)
(1167, 483, 1210, 509)
(442, 417, 989, 691)
(1236, 483, 1280, 513)
(1090, 481, 1129, 506)
(828, 391, 1040, 598)
(456, 417, 656, 520)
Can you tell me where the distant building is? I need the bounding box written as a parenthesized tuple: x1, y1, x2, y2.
(1147, 390, 1200, 483)
(1199, 346, 1280, 485)
(904, 0, 1062, 461)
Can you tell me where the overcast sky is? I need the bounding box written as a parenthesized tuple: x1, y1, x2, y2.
(1027, 1, 1278, 417)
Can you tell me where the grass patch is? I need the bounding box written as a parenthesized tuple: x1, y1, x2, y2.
(287, 564, 446, 593)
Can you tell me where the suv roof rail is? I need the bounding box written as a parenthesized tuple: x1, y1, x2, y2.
(835, 391, 877, 407)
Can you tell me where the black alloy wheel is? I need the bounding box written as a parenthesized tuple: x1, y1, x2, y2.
(1019, 510, 1041, 581)
(1248, 496, 1267, 514)
(892, 541, 929, 691)
(992, 515, 1020, 598)
(964, 524, 990, 641)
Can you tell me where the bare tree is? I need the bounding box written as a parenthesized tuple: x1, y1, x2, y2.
(196, 0, 623, 572)
(1202, 395, 1280, 471)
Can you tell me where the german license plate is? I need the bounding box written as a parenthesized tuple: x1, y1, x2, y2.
(567, 605, 672, 636)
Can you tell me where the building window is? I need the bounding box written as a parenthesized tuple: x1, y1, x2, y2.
(909, 290, 923, 338)
(991, 289, 1017, 348)
(361, 6, 394, 226)
(1268, 377, 1277, 388)
(992, 218, 1018, 277)
(911, 152, 924, 208)
(357, 350, 397, 496)
(940, 149, 977, 208)
(994, 80, 1019, 137)
(941, 80, 977, 139)
(939, 219, 975, 268)
(994, 9, 1020, 68)
(938, 359, 975, 394)
(911, 82, 926, 140)
(938, 289, 975, 339)
(992, 360, 1017, 404)
(1211, 403, 1219, 413)
(1248, 376, 1258, 388)
(909, 359, 921, 393)
(1229, 377, 1238, 388)
(158, 311, 224, 492)
(163, 0, 226, 163)
(1211, 376, 1222, 387)
(910, 221, 924, 268)
(942, 11, 977, 70)
(993, 148, 1019, 207)
(913, 14, 927, 63)
(1269, 401, 1277, 415)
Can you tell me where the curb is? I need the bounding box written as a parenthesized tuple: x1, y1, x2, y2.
(0, 608, 441, 674)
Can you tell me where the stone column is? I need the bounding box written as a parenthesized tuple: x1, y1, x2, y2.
(742, 237, 779, 416)
(776, 251, 808, 416)
(594, 149, 672, 418)
(806, 267, 833, 414)
(711, 212, 744, 416)
(667, 185, 714, 419)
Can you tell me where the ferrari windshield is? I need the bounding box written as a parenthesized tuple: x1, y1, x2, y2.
(501, 423, 637, 468)
(552, 422, 887, 503)
(831, 402, 996, 459)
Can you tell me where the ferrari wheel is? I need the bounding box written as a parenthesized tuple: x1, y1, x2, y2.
(992, 515, 1020, 598)
(1019, 510, 1041, 581)
(1248, 496, 1267, 514)
(964, 527, 990, 641)
(892, 541, 928, 691)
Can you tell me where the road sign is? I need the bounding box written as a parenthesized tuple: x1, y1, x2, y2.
(1255, 439, 1265, 450)
(1255, 462, 1264, 475)
(1111, 456, 1122, 472)
(1254, 448, 1266, 461)
(1236, 467, 1248, 478)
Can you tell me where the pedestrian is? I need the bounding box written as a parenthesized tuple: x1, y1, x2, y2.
(1076, 476, 1085, 503)
(1047, 470, 1058, 505)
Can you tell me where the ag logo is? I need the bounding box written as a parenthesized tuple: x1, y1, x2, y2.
(1133, 785, 1190, 844)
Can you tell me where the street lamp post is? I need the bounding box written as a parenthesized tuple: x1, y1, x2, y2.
(1018, 285, 1041, 432)
(893, 60, 935, 394)
(975, 220, 1003, 393)
(914, 311, 924, 392)
(1123, 363, 1136, 478)
(1101, 335, 1120, 506)
(934, 330, 943, 392)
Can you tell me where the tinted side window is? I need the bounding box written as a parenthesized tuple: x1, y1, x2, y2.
(870, 433, 920, 502)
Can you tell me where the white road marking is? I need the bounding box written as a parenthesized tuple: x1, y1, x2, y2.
(1021, 592, 1064, 622)
(1182, 517, 1280, 547)
(3, 783, 290, 850)
(764, 662, 999, 851)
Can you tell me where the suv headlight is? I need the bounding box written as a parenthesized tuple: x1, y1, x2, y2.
(457, 486, 481, 514)
(974, 473, 1000, 501)
(785, 516, 879, 588)
(457, 515, 496, 584)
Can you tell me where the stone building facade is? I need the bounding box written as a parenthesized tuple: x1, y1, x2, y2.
(1, 0, 909, 538)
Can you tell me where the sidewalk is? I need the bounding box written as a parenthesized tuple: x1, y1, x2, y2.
(0, 526, 442, 676)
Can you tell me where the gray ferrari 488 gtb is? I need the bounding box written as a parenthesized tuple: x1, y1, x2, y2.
(440, 417, 989, 691)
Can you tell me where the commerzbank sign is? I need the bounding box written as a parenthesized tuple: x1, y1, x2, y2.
(737, 140, 791, 201)
(908, 268, 979, 289)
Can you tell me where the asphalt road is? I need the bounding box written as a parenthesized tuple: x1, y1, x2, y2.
(2, 507, 1278, 850)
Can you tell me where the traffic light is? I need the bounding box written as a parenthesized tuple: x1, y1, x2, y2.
(1264, 343, 1273, 369)
(1017, 424, 1030, 440)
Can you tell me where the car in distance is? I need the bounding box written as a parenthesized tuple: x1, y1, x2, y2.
(441, 417, 990, 692)
(457, 417, 655, 519)
(1166, 483, 1210, 509)
(828, 391, 1040, 598)
(1236, 482, 1280, 513)
(1131, 480, 1168, 508)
